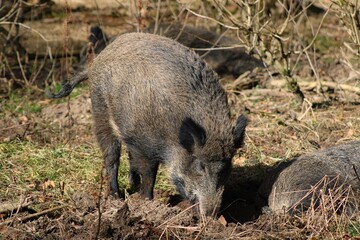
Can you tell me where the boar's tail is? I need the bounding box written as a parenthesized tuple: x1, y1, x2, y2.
(48, 70, 89, 98)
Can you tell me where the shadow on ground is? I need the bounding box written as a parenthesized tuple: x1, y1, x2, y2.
(166, 163, 274, 224)
(220, 164, 267, 223)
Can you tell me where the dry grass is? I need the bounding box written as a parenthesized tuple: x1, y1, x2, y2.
(237, 179, 360, 239)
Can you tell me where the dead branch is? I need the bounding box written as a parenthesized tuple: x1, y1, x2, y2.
(224, 76, 260, 91)
(94, 164, 105, 240)
(239, 88, 294, 98)
(0, 200, 32, 214)
(0, 22, 49, 42)
(269, 79, 360, 95)
(0, 205, 67, 226)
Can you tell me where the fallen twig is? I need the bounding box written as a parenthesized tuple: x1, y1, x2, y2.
(194, 217, 211, 240)
(238, 88, 294, 98)
(0, 205, 67, 226)
(224, 72, 261, 91)
(94, 164, 105, 240)
(269, 79, 360, 94)
(156, 203, 199, 228)
(0, 200, 32, 214)
(353, 165, 360, 183)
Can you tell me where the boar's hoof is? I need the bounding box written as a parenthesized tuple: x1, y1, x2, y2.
(109, 186, 121, 199)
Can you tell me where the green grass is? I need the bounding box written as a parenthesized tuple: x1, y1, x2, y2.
(315, 35, 340, 54)
(0, 140, 101, 198)
(0, 139, 172, 201)
(1, 91, 42, 115)
(0, 83, 89, 118)
(348, 222, 360, 237)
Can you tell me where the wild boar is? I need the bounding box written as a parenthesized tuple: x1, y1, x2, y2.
(52, 32, 247, 217)
(80, 23, 264, 78)
(258, 141, 360, 214)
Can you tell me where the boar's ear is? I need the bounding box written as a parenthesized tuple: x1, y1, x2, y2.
(233, 114, 247, 149)
(179, 118, 207, 153)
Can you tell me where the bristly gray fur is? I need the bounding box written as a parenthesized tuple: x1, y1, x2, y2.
(87, 32, 247, 217)
(258, 141, 360, 215)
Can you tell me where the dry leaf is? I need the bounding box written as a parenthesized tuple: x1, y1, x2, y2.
(42, 179, 55, 190)
(233, 156, 247, 166)
(218, 215, 227, 227)
(345, 128, 354, 138)
(38, 99, 51, 105)
(38, 194, 45, 203)
(19, 116, 28, 124)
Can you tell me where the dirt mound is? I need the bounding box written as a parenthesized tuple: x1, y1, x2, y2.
(1, 192, 234, 239)
(3, 190, 356, 239)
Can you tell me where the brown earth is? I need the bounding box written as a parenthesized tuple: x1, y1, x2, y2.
(1, 82, 358, 239)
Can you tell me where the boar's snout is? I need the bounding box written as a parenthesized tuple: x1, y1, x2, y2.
(170, 151, 231, 217)
(196, 186, 224, 217)
(172, 170, 225, 217)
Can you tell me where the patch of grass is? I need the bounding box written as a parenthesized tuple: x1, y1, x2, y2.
(117, 152, 131, 191)
(322, 56, 336, 64)
(50, 8, 66, 18)
(0, 140, 172, 201)
(155, 166, 173, 192)
(28, 102, 42, 113)
(316, 35, 340, 54)
(51, 82, 64, 95)
(2, 92, 22, 114)
(0, 140, 102, 199)
(348, 222, 360, 237)
(0, 90, 42, 115)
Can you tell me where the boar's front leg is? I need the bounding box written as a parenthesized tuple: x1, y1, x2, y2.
(128, 150, 159, 200)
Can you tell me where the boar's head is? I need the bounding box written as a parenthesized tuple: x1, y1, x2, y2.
(171, 115, 247, 217)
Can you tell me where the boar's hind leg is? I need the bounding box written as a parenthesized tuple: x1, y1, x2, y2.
(128, 150, 159, 200)
(97, 133, 121, 198)
(101, 138, 121, 198)
(92, 98, 121, 198)
(127, 151, 141, 192)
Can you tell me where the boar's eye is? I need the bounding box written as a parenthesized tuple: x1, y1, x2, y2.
(194, 159, 206, 174)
